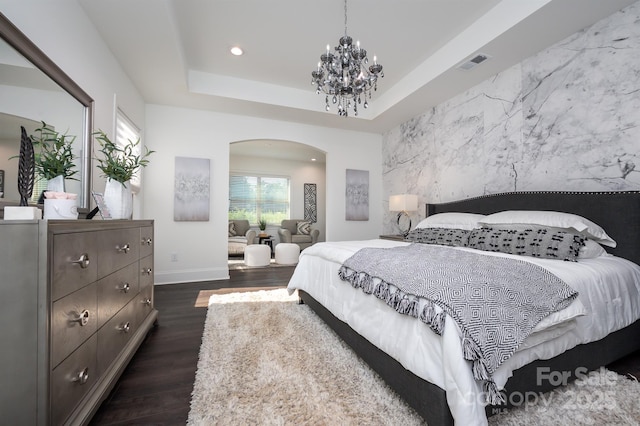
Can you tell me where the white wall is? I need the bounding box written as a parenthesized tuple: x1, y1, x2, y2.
(1, 0, 383, 285)
(0, 86, 87, 201)
(229, 153, 326, 244)
(145, 105, 381, 284)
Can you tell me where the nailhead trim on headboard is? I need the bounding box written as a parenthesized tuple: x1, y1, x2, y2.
(426, 190, 640, 266)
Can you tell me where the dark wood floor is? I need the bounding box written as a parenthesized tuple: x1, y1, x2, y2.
(90, 265, 640, 425)
(90, 266, 295, 425)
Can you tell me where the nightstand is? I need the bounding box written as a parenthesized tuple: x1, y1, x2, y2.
(379, 234, 406, 241)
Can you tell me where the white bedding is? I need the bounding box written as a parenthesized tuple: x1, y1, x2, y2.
(286, 239, 640, 426)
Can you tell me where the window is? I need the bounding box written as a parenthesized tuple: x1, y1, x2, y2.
(115, 109, 142, 192)
(229, 174, 289, 225)
(30, 175, 47, 204)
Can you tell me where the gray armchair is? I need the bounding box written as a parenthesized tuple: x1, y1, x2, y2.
(277, 219, 319, 250)
(228, 220, 257, 255)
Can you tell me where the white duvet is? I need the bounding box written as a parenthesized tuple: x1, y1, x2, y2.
(286, 239, 640, 426)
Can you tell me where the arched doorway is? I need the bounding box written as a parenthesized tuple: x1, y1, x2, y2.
(228, 139, 326, 262)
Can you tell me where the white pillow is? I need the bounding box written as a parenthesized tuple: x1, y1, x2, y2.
(415, 212, 486, 231)
(579, 239, 607, 258)
(533, 298, 586, 332)
(479, 210, 617, 248)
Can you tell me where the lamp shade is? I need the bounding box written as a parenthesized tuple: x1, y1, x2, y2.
(389, 194, 418, 212)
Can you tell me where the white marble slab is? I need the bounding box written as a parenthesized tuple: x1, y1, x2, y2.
(382, 2, 640, 233)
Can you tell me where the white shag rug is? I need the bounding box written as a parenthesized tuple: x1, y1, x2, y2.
(188, 289, 640, 425)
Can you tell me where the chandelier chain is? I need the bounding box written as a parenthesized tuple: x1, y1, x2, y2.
(344, 0, 348, 36)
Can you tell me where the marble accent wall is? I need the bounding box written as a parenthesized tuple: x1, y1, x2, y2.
(382, 1, 640, 232)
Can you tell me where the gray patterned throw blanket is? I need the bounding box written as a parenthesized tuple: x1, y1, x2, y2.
(338, 243, 578, 404)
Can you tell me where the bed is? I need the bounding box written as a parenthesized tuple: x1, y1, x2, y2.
(286, 191, 640, 425)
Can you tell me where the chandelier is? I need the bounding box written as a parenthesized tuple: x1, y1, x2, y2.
(311, 0, 384, 117)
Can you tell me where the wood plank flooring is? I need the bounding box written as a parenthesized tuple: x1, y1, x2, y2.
(90, 267, 294, 425)
(90, 265, 640, 425)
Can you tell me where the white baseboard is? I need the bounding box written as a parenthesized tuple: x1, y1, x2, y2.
(154, 267, 229, 285)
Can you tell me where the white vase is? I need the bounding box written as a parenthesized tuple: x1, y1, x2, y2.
(47, 175, 65, 193)
(103, 179, 133, 219)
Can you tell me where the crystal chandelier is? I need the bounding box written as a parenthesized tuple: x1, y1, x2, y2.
(311, 0, 384, 117)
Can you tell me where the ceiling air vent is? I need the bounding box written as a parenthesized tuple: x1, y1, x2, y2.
(457, 53, 491, 71)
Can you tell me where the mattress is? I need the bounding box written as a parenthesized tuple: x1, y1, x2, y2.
(286, 239, 640, 425)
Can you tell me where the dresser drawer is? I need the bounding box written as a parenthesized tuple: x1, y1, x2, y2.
(97, 296, 138, 377)
(51, 333, 98, 426)
(52, 232, 98, 301)
(97, 262, 140, 328)
(97, 228, 140, 279)
(140, 226, 153, 259)
(51, 283, 98, 369)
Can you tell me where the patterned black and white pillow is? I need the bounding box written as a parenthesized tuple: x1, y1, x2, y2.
(467, 226, 585, 261)
(297, 221, 311, 235)
(228, 221, 237, 237)
(405, 227, 471, 247)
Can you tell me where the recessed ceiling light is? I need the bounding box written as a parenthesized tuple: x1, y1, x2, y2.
(230, 46, 243, 56)
(311, 158, 317, 162)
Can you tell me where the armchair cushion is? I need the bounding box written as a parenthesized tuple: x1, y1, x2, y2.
(228, 220, 256, 255)
(278, 219, 319, 250)
(232, 220, 251, 237)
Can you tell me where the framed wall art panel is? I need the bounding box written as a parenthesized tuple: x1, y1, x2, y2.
(174, 157, 210, 221)
(345, 169, 369, 221)
(304, 183, 317, 223)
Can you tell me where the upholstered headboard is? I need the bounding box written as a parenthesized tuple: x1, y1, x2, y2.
(426, 191, 640, 266)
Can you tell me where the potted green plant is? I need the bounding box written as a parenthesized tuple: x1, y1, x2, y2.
(258, 218, 268, 236)
(93, 130, 154, 218)
(31, 121, 77, 192)
(94, 130, 154, 184)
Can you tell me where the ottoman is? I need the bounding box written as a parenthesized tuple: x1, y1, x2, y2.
(244, 244, 271, 267)
(275, 243, 300, 265)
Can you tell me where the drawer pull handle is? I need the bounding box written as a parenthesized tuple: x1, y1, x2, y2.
(142, 237, 152, 246)
(142, 267, 152, 276)
(72, 367, 90, 385)
(118, 322, 131, 333)
(142, 298, 152, 306)
(71, 253, 90, 269)
(118, 283, 131, 293)
(71, 310, 90, 326)
(116, 244, 131, 254)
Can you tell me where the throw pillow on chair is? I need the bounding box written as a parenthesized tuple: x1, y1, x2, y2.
(297, 221, 311, 235)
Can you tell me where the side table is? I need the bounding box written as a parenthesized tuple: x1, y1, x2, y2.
(379, 234, 406, 241)
(258, 235, 274, 253)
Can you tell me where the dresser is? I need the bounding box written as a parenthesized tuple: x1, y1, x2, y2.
(0, 219, 158, 425)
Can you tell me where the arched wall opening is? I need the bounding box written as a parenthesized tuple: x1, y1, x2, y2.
(228, 139, 327, 253)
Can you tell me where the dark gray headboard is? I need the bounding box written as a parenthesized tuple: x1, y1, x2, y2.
(426, 191, 640, 266)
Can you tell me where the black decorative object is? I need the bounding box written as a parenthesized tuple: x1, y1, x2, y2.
(304, 183, 317, 223)
(311, 0, 384, 117)
(18, 126, 35, 206)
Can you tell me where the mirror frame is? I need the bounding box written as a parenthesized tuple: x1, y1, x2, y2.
(0, 12, 93, 212)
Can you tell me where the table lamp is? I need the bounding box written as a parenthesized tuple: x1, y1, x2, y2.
(389, 194, 418, 237)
